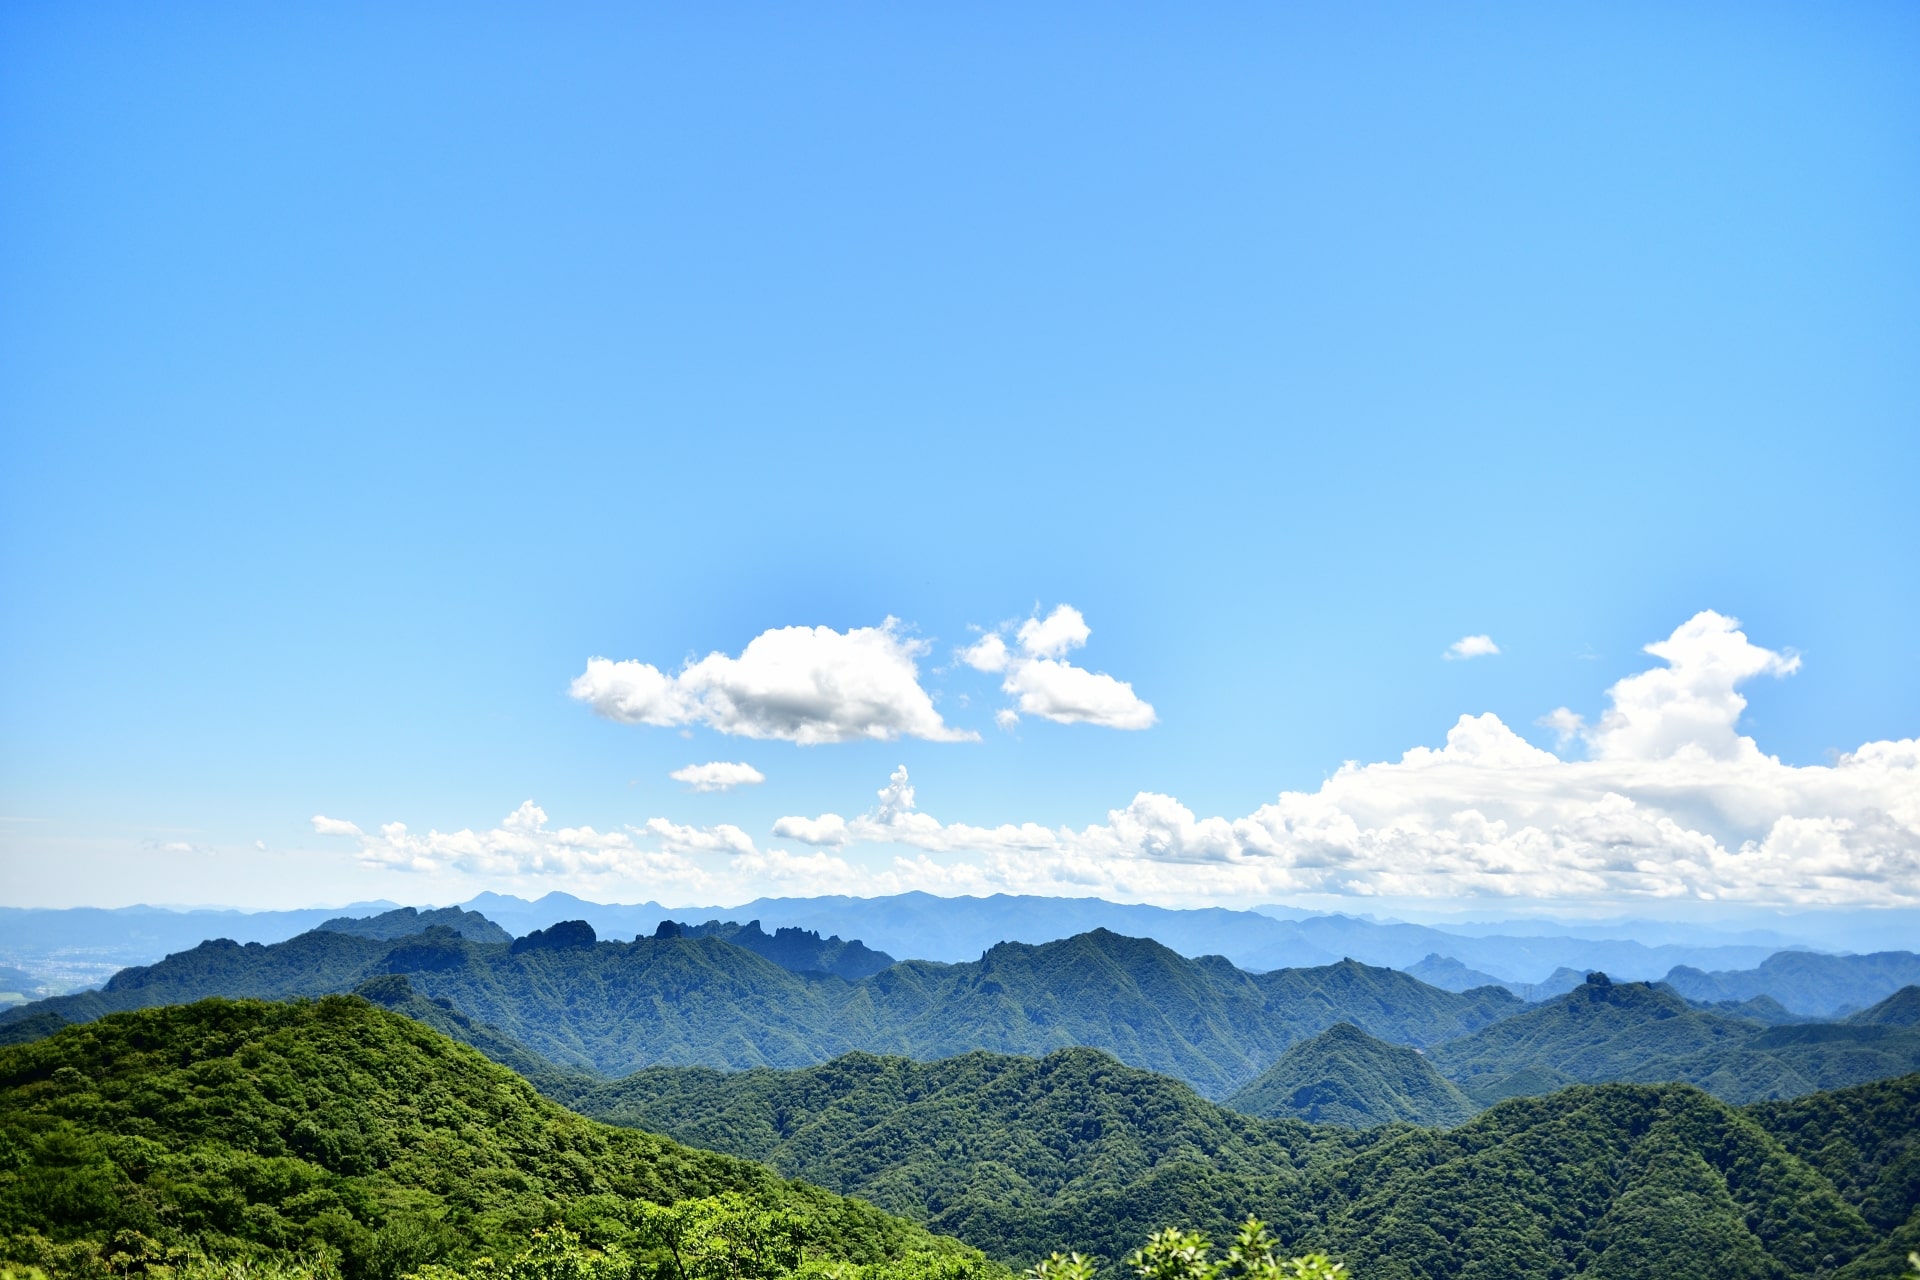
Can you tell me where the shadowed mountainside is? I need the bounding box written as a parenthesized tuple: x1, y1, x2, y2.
(1224, 1023, 1478, 1128)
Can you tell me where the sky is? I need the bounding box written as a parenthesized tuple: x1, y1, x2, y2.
(1, 3, 1916, 916)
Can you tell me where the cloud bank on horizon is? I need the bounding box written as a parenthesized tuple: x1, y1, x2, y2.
(316, 610, 1920, 908)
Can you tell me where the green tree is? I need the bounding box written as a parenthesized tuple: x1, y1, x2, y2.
(407, 1227, 625, 1280)
(1122, 1222, 1344, 1280)
(636, 1196, 806, 1280)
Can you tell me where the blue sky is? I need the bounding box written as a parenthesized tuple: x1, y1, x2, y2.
(2, 3, 1916, 912)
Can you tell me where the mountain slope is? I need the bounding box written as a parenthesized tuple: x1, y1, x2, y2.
(659, 918, 896, 980)
(1429, 973, 1920, 1104)
(561, 1046, 1355, 1261)
(1400, 954, 1506, 993)
(564, 1039, 1898, 1279)
(1745, 1072, 1920, 1274)
(1848, 984, 1920, 1027)
(1224, 1023, 1478, 1127)
(0, 927, 1516, 1098)
(1311, 1083, 1874, 1280)
(1430, 974, 1755, 1098)
(0, 997, 990, 1280)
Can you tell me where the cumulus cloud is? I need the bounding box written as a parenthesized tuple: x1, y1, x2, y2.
(670, 761, 766, 792)
(572, 619, 975, 744)
(309, 800, 756, 887)
(771, 813, 850, 846)
(1445, 634, 1501, 660)
(311, 797, 873, 901)
(1579, 610, 1799, 762)
(771, 612, 1920, 906)
(316, 611, 1917, 909)
(959, 605, 1156, 730)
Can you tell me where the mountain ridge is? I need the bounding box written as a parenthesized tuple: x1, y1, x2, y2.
(0, 925, 1515, 1098)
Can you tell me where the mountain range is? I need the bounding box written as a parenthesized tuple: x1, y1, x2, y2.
(0, 891, 1840, 989)
(0, 924, 1516, 1098)
(8, 909, 1920, 1114)
(1429, 972, 1920, 1105)
(7, 995, 1914, 1279)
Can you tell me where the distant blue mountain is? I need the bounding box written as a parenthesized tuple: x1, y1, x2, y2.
(1, 891, 1847, 990)
(468, 890, 1798, 982)
(1661, 950, 1920, 1017)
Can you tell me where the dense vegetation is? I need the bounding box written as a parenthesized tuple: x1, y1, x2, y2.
(0, 930, 1515, 1099)
(5, 987, 1913, 1280)
(554, 1038, 1914, 1277)
(1745, 1071, 1920, 1276)
(1428, 974, 1920, 1104)
(0, 999, 992, 1280)
(1848, 986, 1920, 1028)
(1222, 1025, 1476, 1128)
(556, 1047, 1362, 1261)
(17, 923, 1918, 1112)
(654, 921, 895, 981)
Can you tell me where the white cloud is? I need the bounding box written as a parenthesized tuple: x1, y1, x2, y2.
(771, 813, 850, 847)
(311, 796, 869, 901)
(959, 632, 1012, 673)
(640, 817, 758, 857)
(1582, 610, 1798, 762)
(670, 761, 767, 792)
(310, 801, 756, 887)
(316, 611, 1919, 909)
(1017, 606, 1092, 658)
(769, 613, 1920, 907)
(571, 618, 975, 744)
(1537, 706, 1586, 748)
(1445, 634, 1501, 660)
(961, 604, 1156, 730)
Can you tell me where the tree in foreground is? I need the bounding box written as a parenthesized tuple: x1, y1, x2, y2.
(1029, 1220, 1345, 1280)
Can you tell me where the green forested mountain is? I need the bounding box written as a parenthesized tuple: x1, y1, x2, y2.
(553, 1036, 1905, 1278)
(1848, 985, 1920, 1027)
(658, 919, 896, 980)
(555, 1045, 1360, 1259)
(3, 990, 1910, 1280)
(0, 998, 993, 1280)
(0, 927, 1514, 1098)
(1223, 1024, 1477, 1128)
(1429, 973, 1920, 1104)
(1745, 1072, 1920, 1275)
(1311, 1082, 1879, 1280)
